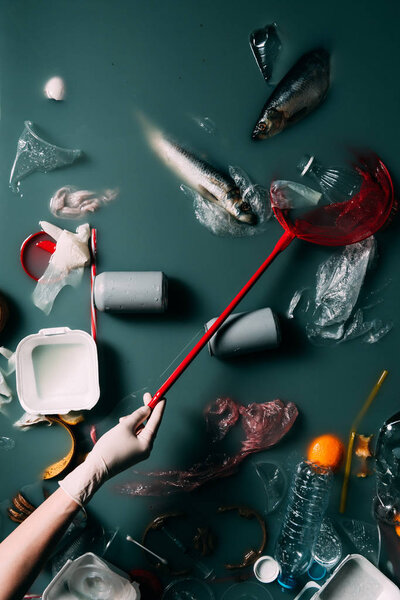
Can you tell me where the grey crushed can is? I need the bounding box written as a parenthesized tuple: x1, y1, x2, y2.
(205, 307, 280, 358)
(94, 271, 168, 313)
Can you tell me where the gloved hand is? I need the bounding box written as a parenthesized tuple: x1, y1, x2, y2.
(59, 393, 166, 506)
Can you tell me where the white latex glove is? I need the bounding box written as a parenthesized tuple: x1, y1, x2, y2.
(59, 393, 166, 506)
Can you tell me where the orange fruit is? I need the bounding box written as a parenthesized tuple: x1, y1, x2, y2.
(307, 434, 345, 472)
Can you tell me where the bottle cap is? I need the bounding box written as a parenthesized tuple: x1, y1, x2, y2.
(253, 556, 279, 583)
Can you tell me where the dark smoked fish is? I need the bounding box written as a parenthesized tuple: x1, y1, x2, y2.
(252, 48, 330, 140)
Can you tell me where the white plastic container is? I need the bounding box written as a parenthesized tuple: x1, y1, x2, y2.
(293, 554, 400, 600)
(42, 552, 140, 600)
(16, 328, 100, 414)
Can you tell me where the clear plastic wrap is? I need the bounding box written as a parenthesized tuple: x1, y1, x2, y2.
(185, 166, 271, 237)
(9, 121, 82, 193)
(0, 347, 15, 407)
(306, 237, 376, 342)
(297, 155, 363, 205)
(117, 398, 298, 496)
(270, 180, 321, 210)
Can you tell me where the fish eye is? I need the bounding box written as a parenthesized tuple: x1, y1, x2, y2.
(241, 201, 251, 212)
(258, 122, 267, 131)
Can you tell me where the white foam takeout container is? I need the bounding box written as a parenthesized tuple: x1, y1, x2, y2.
(42, 552, 139, 600)
(293, 554, 400, 600)
(16, 327, 100, 415)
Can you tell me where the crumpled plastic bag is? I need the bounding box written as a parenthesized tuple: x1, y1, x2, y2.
(117, 398, 298, 496)
(32, 222, 91, 314)
(306, 237, 376, 342)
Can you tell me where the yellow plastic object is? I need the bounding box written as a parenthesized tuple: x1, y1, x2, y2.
(307, 434, 345, 471)
(42, 417, 76, 480)
(339, 369, 388, 514)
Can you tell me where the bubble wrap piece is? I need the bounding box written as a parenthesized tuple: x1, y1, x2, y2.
(307, 237, 376, 341)
(50, 186, 118, 219)
(32, 222, 90, 314)
(9, 121, 82, 193)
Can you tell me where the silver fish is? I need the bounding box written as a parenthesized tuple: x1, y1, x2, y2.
(144, 121, 257, 224)
(252, 48, 330, 140)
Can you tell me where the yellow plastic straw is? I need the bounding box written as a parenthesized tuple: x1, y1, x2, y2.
(339, 369, 389, 514)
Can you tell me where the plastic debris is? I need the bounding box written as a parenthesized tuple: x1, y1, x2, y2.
(286, 288, 310, 319)
(0, 347, 16, 408)
(306, 237, 376, 343)
(270, 180, 322, 210)
(375, 412, 400, 525)
(252, 461, 286, 514)
(205, 397, 240, 442)
(363, 321, 393, 344)
(192, 116, 217, 135)
(297, 155, 363, 205)
(117, 398, 298, 496)
(250, 23, 282, 83)
(313, 518, 342, 569)
(32, 222, 90, 314)
(14, 413, 53, 429)
(185, 166, 271, 237)
(338, 519, 381, 566)
(9, 121, 82, 193)
(50, 186, 118, 219)
(44, 76, 65, 100)
(0, 436, 15, 450)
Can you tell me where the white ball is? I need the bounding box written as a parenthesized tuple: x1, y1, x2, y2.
(44, 76, 65, 101)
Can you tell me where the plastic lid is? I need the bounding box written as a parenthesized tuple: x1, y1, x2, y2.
(253, 555, 279, 583)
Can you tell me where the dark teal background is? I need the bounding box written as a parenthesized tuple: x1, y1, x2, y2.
(0, 0, 399, 597)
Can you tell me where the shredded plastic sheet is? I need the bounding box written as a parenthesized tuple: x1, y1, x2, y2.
(33, 222, 90, 314)
(117, 398, 298, 496)
(182, 166, 271, 237)
(252, 460, 286, 514)
(270, 180, 322, 210)
(249, 23, 282, 83)
(9, 121, 82, 193)
(0, 347, 16, 408)
(50, 186, 118, 219)
(338, 519, 381, 566)
(286, 287, 310, 319)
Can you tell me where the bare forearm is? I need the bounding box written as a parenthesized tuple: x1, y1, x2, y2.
(0, 488, 80, 600)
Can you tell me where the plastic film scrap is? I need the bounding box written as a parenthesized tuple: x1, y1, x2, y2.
(32, 222, 90, 314)
(0, 347, 16, 408)
(250, 23, 282, 83)
(306, 237, 376, 343)
(117, 398, 298, 496)
(9, 121, 82, 193)
(50, 186, 118, 219)
(270, 180, 322, 210)
(183, 166, 271, 237)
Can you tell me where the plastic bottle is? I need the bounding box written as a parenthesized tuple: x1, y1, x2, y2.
(274, 460, 333, 589)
